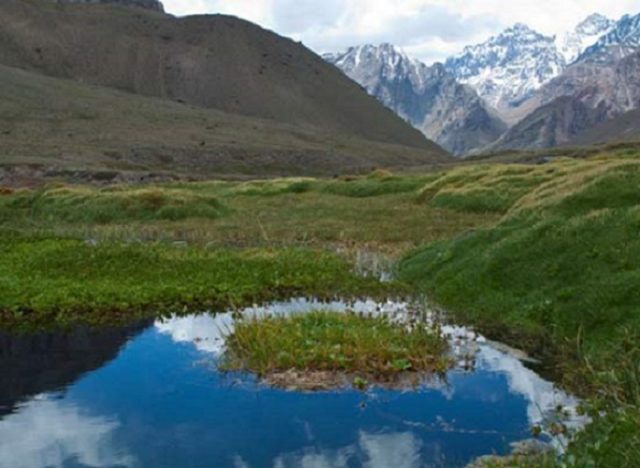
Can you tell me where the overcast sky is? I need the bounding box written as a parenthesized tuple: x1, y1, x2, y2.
(161, 0, 640, 63)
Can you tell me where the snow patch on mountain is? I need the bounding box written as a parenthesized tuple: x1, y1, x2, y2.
(558, 13, 616, 64)
(578, 13, 640, 63)
(323, 44, 429, 99)
(325, 44, 507, 156)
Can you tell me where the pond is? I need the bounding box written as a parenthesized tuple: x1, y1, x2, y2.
(0, 299, 586, 468)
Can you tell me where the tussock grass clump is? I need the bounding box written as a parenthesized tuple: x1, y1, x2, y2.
(0, 173, 496, 252)
(417, 164, 561, 214)
(366, 168, 394, 180)
(172, 171, 437, 199)
(226, 172, 436, 199)
(416, 158, 640, 217)
(541, 165, 640, 217)
(229, 178, 316, 197)
(321, 174, 437, 198)
(0, 186, 228, 224)
(221, 311, 450, 379)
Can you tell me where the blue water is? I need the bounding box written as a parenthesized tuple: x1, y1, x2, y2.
(0, 302, 582, 468)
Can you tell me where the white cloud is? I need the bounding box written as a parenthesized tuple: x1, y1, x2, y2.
(161, 0, 639, 63)
(162, 0, 275, 23)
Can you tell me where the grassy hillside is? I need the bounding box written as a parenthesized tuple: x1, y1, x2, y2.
(0, 0, 443, 153)
(399, 152, 640, 466)
(402, 156, 640, 350)
(0, 64, 450, 182)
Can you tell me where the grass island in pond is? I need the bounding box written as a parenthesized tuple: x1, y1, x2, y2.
(220, 311, 451, 390)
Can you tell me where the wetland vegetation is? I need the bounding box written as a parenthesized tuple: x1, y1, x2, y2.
(0, 233, 399, 330)
(1, 146, 640, 465)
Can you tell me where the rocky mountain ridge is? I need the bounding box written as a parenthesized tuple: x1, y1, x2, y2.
(53, 0, 165, 12)
(8, 1, 640, 157)
(324, 44, 506, 155)
(492, 50, 640, 150)
(577, 13, 640, 64)
(328, 12, 640, 154)
(557, 14, 616, 64)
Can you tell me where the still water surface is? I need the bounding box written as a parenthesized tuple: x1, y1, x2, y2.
(0, 299, 584, 468)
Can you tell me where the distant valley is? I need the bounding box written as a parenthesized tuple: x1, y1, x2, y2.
(1, 0, 639, 180)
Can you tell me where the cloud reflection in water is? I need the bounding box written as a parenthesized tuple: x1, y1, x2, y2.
(0, 395, 134, 468)
(156, 298, 586, 431)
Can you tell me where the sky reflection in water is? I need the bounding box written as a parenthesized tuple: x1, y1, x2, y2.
(0, 299, 585, 468)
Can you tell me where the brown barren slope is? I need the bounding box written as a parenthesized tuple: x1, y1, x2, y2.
(0, 0, 444, 154)
(0, 64, 451, 183)
(570, 108, 640, 146)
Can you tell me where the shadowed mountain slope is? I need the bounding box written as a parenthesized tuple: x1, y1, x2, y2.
(488, 96, 609, 151)
(490, 51, 640, 151)
(570, 108, 640, 146)
(53, 0, 165, 11)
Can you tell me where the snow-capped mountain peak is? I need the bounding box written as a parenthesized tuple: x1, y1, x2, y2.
(577, 13, 640, 63)
(501, 23, 545, 40)
(444, 23, 565, 115)
(325, 12, 640, 154)
(324, 43, 507, 156)
(575, 13, 615, 36)
(324, 43, 430, 93)
(558, 13, 615, 64)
